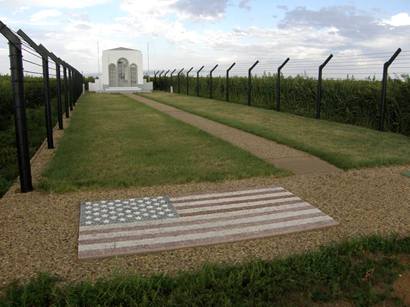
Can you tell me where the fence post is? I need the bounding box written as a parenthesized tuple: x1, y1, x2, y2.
(248, 60, 259, 106)
(158, 70, 164, 90)
(68, 67, 74, 110)
(226, 62, 236, 102)
(153, 71, 158, 89)
(75, 70, 79, 101)
(39, 45, 54, 148)
(0, 21, 33, 192)
(316, 54, 333, 119)
(17, 30, 54, 148)
(164, 70, 170, 91)
(177, 68, 184, 93)
(186, 67, 193, 95)
(170, 69, 176, 92)
(196, 66, 204, 96)
(209, 64, 218, 99)
(48, 51, 63, 129)
(73, 70, 78, 102)
(379, 48, 402, 131)
(76, 71, 80, 100)
(56, 57, 63, 129)
(276, 58, 289, 111)
(62, 62, 70, 117)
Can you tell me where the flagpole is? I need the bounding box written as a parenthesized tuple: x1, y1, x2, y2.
(97, 40, 100, 76)
(147, 42, 150, 81)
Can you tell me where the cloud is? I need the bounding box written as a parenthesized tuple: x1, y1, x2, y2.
(383, 12, 410, 27)
(277, 5, 288, 11)
(239, 0, 251, 11)
(277, 6, 410, 54)
(172, 0, 228, 20)
(1, 2, 410, 77)
(279, 6, 384, 40)
(30, 9, 62, 23)
(0, 0, 110, 9)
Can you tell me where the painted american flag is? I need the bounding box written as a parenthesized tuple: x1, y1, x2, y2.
(78, 187, 337, 259)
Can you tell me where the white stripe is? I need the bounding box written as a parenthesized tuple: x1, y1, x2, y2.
(80, 202, 311, 232)
(170, 187, 283, 202)
(177, 196, 301, 215)
(79, 208, 322, 241)
(173, 191, 293, 207)
(79, 215, 335, 252)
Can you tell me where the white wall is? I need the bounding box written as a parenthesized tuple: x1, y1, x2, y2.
(102, 49, 143, 87)
(88, 78, 102, 92)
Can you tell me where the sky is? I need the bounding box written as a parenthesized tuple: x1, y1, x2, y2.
(1, 0, 410, 78)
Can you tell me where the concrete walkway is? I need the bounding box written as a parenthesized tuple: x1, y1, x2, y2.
(126, 94, 341, 175)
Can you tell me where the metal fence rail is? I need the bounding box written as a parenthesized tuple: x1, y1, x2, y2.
(0, 20, 84, 193)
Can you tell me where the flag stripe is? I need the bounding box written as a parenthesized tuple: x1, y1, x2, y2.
(169, 187, 284, 202)
(79, 208, 323, 243)
(79, 219, 336, 259)
(173, 191, 293, 208)
(79, 215, 335, 252)
(80, 202, 313, 234)
(80, 212, 326, 245)
(178, 197, 301, 216)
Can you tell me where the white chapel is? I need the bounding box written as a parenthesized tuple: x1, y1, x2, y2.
(89, 47, 152, 92)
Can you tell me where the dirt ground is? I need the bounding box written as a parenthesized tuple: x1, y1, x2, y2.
(394, 271, 410, 305)
(0, 107, 409, 289)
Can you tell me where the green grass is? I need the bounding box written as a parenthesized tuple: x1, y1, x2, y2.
(40, 93, 285, 192)
(1, 235, 409, 306)
(141, 92, 410, 170)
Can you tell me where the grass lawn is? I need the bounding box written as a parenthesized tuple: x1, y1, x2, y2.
(1, 235, 408, 306)
(40, 93, 284, 192)
(141, 92, 410, 170)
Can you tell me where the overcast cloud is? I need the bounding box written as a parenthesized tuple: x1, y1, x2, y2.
(0, 1, 409, 77)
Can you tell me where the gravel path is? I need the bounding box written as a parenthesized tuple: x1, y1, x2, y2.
(1, 149, 409, 286)
(126, 94, 340, 175)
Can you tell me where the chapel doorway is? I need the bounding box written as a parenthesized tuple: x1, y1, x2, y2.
(117, 58, 129, 87)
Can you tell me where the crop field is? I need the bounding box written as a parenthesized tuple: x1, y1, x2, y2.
(156, 74, 410, 136)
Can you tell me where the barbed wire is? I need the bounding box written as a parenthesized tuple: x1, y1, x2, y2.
(22, 58, 42, 68)
(21, 47, 42, 59)
(23, 70, 43, 76)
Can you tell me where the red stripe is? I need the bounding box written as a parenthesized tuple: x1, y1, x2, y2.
(175, 193, 295, 210)
(171, 188, 285, 203)
(180, 199, 302, 217)
(78, 219, 337, 259)
(79, 212, 325, 244)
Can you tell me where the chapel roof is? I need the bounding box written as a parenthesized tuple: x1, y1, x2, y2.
(107, 47, 138, 51)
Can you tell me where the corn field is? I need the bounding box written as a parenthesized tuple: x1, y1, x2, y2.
(155, 75, 410, 136)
